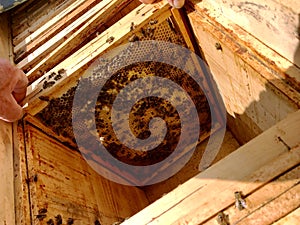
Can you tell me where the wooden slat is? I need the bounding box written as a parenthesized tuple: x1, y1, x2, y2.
(0, 12, 16, 225)
(187, 3, 300, 144)
(12, 0, 49, 33)
(203, 165, 300, 225)
(122, 110, 300, 225)
(12, 0, 77, 45)
(14, 0, 104, 62)
(190, 0, 300, 68)
(272, 207, 300, 225)
(13, 121, 31, 225)
(188, 1, 300, 105)
(142, 130, 240, 203)
(236, 184, 300, 225)
(24, 122, 149, 225)
(17, 0, 134, 72)
(23, 1, 172, 115)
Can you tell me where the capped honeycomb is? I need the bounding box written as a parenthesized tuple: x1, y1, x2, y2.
(36, 18, 211, 167)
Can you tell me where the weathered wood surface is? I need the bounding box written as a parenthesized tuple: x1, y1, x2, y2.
(23, 118, 149, 225)
(190, 0, 300, 68)
(0, 12, 15, 225)
(272, 207, 300, 225)
(142, 130, 240, 203)
(187, 1, 300, 144)
(12, 0, 77, 44)
(122, 110, 300, 225)
(13, 0, 102, 62)
(203, 165, 300, 225)
(16, 0, 137, 73)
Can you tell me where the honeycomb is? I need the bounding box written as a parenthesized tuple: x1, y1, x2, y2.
(36, 18, 211, 167)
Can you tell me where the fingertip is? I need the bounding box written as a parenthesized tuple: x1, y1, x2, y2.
(173, 0, 185, 8)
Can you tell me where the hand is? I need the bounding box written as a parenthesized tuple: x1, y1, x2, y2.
(139, 0, 185, 9)
(0, 59, 28, 122)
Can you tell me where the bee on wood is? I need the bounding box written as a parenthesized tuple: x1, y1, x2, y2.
(39, 96, 50, 102)
(54, 69, 66, 81)
(234, 191, 247, 210)
(48, 72, 57, 79)
(149, 19, 158, 25)
(43, 80, 55, 89)
(216, 212, 230, 225)
(128, 34, 139, 42)
(215, 42, 222, 51)
(130, 22, 136, 31)
(106, 36, 115, 44)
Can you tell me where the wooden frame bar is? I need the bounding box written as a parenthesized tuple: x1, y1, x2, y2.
(122, 110, 300, 225)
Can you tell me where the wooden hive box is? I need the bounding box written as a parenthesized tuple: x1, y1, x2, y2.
(0, 0, 299, 224)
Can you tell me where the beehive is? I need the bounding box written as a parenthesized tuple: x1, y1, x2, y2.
(0, 0, 299, 224)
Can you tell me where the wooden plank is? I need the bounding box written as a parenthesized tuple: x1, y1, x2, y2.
(13, 121, 31, 225)
(12, 0, 78, 45)
(188, 0, 300, 95)
(13, 0, 104, 62)
(203, 165, 300, 225)
(236, 183, 300, 225)
(187, 4, 300, 143)
(190, 0, 300, 68)
(17, 0, 134, 72)
(0, 12, 16, 225)
(122, 110, 300, 225)
(23, 1, 172, 115)
(272, 207, 300, 225)
(24, 121, 149, 225)
(142, 130, 240, 203)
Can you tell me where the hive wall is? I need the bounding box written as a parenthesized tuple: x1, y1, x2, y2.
(187, 0, 300, 144)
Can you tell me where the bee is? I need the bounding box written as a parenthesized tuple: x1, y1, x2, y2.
(46, 219, 54, 225)
(43, 80, 55, 89)
(149, 19, 158, 25)
(130, 22, 136, 31)
(48, 72, 57, 79)
(216, 212, 230, 225)
(39, 96, 50, 101)
(106, 36, 115, 44)
(128, 34, 139, 42)
(38, 208, 47, 214)
(55, 215, 63, 225)
(67, 218, 74, 225)
(215, 42, 222, 51)
(234, 191, 247, 210)
(94, 220, 101, 225)
(36, 214, 47, 221)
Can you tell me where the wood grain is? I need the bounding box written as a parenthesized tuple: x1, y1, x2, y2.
(122, 110, 300, 225)
(0, 12, 15, 225)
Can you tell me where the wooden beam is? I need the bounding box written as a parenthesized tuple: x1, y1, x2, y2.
(122, 110, 300, 225)
(13, 0, 113, 63)
(23, 1, 172, 115)
(272, 207, 300, 225)
(189, 0, 300, 68)
(187, 1, 300, 107)
(0, 12, 16, 225)
(203, 165, 300, 224)
(12, 0, 79, 46)
(21, 0, 139, 83)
